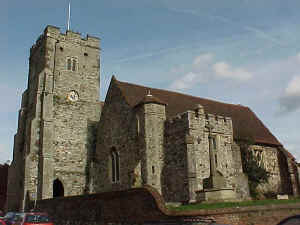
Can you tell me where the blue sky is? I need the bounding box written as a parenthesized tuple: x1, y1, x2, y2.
(1, 0, 300, 163)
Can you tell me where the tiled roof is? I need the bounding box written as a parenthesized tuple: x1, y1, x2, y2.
(113, 78, 282, 147)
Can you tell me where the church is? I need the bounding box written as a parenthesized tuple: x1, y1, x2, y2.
(7, 25, 299, 210)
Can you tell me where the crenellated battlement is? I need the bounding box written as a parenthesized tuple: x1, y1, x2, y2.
(30, 25, 100, 55)
(166, 110, 232, 127)
(205, 113, 232, 128)
(165, 105, 232, 135)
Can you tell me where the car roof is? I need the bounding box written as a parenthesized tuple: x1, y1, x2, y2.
(23, 212, 48, 215)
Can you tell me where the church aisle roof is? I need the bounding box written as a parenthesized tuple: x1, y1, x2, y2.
(113, 77, 282, 147)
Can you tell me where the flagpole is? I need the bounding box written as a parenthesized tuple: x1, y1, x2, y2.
(67, 1, 71, 31)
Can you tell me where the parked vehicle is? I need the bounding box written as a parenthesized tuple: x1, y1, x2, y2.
(10, 212, 53, 225)
(3, 212, 19, 225)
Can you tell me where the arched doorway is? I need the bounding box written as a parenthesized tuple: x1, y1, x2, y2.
(53, 178, 64, 197)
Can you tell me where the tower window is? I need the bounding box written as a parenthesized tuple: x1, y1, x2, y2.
(67, 58, 72, 70)
(212, 136, 217, 150)
(72, 59, 77, 71)
(66, 57, 78, 72)
(111, 148, 120, 183)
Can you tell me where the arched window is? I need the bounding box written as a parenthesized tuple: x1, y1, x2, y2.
(111, 149, 120, 183)
(53, 178, 64, 197)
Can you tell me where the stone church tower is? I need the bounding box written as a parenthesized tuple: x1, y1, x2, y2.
(7, 26, 101, 210)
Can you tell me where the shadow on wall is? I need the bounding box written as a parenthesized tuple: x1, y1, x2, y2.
(277, 215, 300, 225)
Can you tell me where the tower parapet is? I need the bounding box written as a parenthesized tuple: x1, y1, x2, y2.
(30, 25, 100, 56)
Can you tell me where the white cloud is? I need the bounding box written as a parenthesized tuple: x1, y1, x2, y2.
(296, 53, 300, 62)
(279, 75, 300, 114)
(213, 62, 252, 81)
(169, 72, 198, 90)
(285, 76, 300, 96)
(193, 53, 213, 66)
(169, 53, 252, 90)
(279, 75, 300, 113)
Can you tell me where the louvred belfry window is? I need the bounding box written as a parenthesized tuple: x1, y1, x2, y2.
(67, 57, 77, 71)
(72, 58, 76, 71)
(67, 58, 72, 70)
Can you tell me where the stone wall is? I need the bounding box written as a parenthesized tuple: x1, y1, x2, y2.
(33, 186, 300, 225)
(278, 149, 293, 195)
(53, 100, 101, 196)
(249, 145, 282, 195)
(286, 156, 300, 196)
(237, 143, 300, 198)
(136, 102, 166, 194)
(163, 113, 189, 202)
(94, 91, 250, 203)
(163, 106, 249, 202)
(92, 80, 142, 193)
(231, 142, 250, 199)
(46, 25, 101, 198)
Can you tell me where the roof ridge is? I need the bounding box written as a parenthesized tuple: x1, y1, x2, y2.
(116, 79, 249, 109)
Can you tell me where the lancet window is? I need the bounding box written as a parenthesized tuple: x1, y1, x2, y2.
(111, 148, 120, 183)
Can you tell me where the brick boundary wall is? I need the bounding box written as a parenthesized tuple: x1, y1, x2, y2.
(35, 186, 300, 225)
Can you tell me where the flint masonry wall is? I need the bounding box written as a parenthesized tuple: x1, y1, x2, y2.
(7, 96, 27, 210)
(163, 105, 249, 202)
(247, 145, 282, 195)
(163, 113, 190, 202)
(7, 25, 101, 210)
(187, 109, 246, 200)
(92, 81, 142, 192)
(48, 26, 101, 197)
(285, 155, 300, 196)
(136, 102, 166, 194)
(231, 142, 251, 199)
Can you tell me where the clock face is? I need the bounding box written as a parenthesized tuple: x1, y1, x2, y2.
(67, 90, 79, 102)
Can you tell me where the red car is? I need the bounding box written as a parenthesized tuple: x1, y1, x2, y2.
(11, 213, 53, 225)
